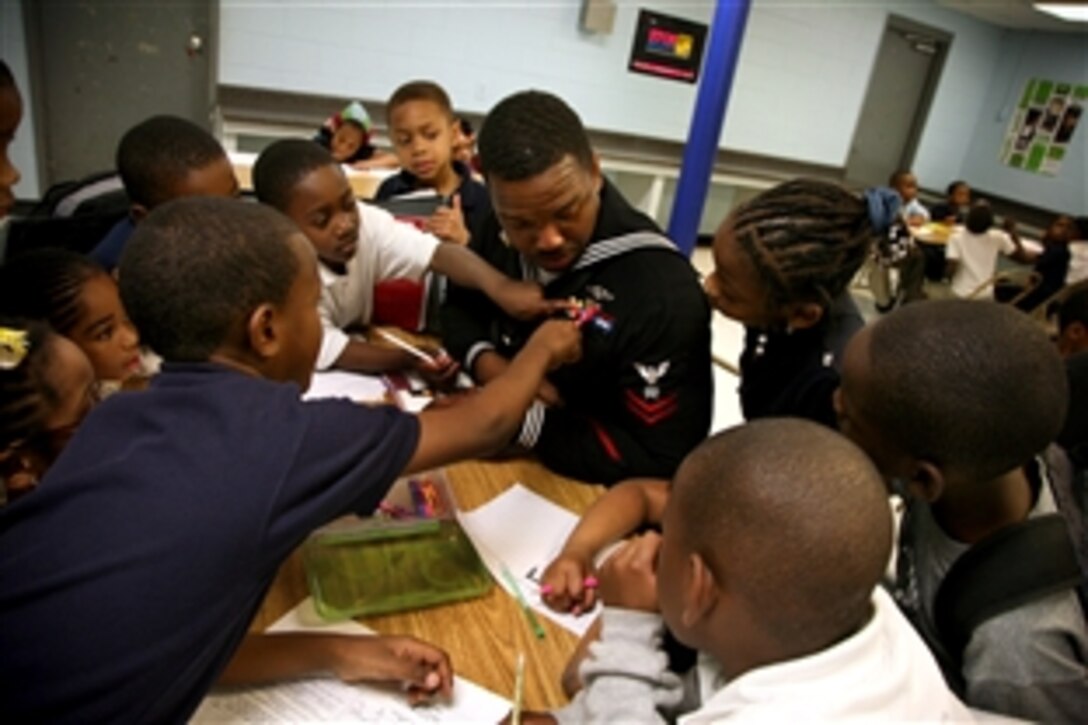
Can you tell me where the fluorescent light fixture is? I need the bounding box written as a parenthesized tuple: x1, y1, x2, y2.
(1035, 2, 1088, 21)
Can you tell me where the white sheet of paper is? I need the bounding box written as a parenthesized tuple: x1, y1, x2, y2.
(191, 599, 510, 723)
(457, 484, 601, 638)
(303, 371, 388, 404)
(396, 390, 433, 414)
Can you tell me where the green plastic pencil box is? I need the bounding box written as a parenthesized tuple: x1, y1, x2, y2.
(303, 470, 493, 620)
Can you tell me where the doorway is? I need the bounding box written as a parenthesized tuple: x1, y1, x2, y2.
(24, 0, 214, 186)
(845, 16, 950, 187)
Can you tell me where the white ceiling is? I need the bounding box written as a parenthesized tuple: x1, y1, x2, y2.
(937, 0, 1088, 32)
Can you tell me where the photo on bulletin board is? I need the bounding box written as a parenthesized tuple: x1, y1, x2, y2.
(1000, 78, 1086, 176)
(628, 9, 707, 84)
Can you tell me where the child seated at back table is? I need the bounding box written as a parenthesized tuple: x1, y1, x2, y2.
(253, 139, 559, 375)
(313, 100, 398, 170)
(929, 179, 971, 224)
(889, 169, 930, 226)
(525, 420, 973, 723)
(375, 81, 491, 245)
(834, 299, 1086, 721)
(945, 203, 1035, 298)
(0, 249, 141, 384)
(992, 212, 1075, 307)
(453, 117, 481, 176)
(0, 198, 582, 722)
(870, 170, 927, 308)
(88, 115, 241, 271)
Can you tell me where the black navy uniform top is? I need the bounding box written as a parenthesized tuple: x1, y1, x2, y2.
(738, 293, 863, 428)
(441, 179, 712, 484)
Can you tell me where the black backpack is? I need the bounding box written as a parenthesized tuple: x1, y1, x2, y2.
(932, 447, 1087, 693)
(3, 172, 129, 261)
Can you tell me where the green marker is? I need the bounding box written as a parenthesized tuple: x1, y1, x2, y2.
(501, 565, 546, 639)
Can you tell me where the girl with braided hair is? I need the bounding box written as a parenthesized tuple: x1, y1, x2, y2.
(704, 178, 899, 427)
(0, 249, 141, 383)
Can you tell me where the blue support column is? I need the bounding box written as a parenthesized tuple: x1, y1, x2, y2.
(667, 0, 752, 257)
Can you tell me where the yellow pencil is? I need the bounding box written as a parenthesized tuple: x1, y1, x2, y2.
(512, 652, 525, 725)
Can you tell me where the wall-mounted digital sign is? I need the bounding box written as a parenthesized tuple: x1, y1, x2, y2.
(628, 9, 707, 84)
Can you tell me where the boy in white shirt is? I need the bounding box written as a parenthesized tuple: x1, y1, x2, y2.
(253, 139, 559, 374)
(523, 419, 974, 724)
(946, 204, 1035, 298)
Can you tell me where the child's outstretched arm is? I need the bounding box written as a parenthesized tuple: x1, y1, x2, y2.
(332, 337, 460, 384)
(218, 633, 453, 704)
(332, 339, 426, 374)
(541, 479, 668, 615)
(430, 243, 568, 322)
(404, 319, 581, 473)
(537, 534, 682, 725)
(1003, 217, 1039, 265)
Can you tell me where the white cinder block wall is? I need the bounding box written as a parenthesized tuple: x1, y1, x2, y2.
(4, 1, 1083, 209)
(218, 0, 1021, 191)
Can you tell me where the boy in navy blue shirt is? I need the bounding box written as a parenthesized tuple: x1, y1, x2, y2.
(0, 198, 580, 722)
(375, 81, 490, 245)
(88, 115, 241, 271)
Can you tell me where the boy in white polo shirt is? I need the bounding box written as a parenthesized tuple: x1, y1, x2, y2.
(532, 420, 974, 724)
(254, 139, 559, 374)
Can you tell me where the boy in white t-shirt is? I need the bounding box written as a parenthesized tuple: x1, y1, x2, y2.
(946, 204, 1035, 298)
(253, 139, 560, 374)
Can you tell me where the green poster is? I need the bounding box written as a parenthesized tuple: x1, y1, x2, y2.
(1001, 77, 1083, 176)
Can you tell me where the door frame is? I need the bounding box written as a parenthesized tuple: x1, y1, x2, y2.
(847, 14, 952, 181)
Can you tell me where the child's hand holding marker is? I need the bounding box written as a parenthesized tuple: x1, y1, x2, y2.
(539, 552, 599, 615)
(413, 350, 459, 388)
(373, 328, 460, 389)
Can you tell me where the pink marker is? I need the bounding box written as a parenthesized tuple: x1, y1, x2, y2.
(540, 577, 598, 596)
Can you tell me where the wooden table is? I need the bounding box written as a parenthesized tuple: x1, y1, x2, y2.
(250, 457, 604, 711)
(228, 150, 388, 200)
(911, 222, 954, 246)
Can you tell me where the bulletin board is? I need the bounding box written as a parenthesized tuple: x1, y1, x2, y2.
(1000, 78, 1086, 176)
